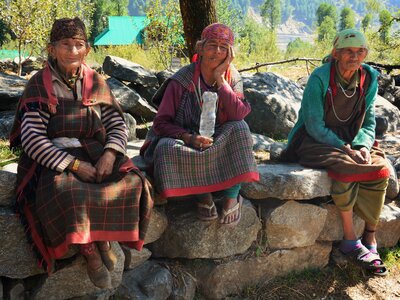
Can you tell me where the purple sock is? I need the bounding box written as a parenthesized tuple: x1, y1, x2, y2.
(340, 239, 362, 253)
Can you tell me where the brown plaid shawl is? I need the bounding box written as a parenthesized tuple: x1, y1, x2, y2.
(143, 64, 259, 198)
(11, 66, 152, 273)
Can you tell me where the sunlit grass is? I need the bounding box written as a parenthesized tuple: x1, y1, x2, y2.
(0, 139, 21, 167)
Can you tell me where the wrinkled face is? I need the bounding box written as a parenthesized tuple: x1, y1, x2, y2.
(48, 38, 90, 74)
(332, 47, 368, 72)
(200, 39, 230, 68)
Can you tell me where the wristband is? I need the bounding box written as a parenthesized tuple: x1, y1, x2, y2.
(72, 159, 80, 172)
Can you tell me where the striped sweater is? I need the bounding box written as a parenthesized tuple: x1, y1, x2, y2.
(20, 65, 128, 172)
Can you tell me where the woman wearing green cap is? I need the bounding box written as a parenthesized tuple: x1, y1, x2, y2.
(281, 28, 389, 276)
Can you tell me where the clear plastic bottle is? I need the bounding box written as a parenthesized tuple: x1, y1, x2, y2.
(199, 91, 218, 138)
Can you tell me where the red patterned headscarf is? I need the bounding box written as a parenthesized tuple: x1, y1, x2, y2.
(201, 23, 234, 46)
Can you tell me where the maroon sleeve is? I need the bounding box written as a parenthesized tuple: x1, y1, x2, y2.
(153, 80, 188, 137)
(217, 83, 251, 121)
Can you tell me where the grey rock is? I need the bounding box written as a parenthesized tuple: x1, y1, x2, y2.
(124, 113, 137, 141)
(144, 206, 168, 245)
(103, 56, 158, 87)
(243, 72, 302, 138)
(378, 73, 394, 94)
(375, 116, 389, 137)
(375, 95, 400, 132)
(156, 70, 173, 86)
(107, 77, 157, 121)
(252, 133, 286, 160)
(0, 72, 27, 110)
(265, 201, 327, 249)
(169, 270, 196, 300)
(0, 208, 45, 278)
(1, 162, 18, 173)
(241, 163, 331, 200)
(115, 261, 173, 300)
(0, 279, 3, 300)
(376, 204, 400, 248)
(318, 203, 365, 241)
(149, 200, 261, 259)
(386, 159, 399, 200)
(121, 246, 152, 270)
(188, 242, 331, 299)
(0, 170, 16, 207)
(33, 242, 124, 299)
(129, 83, 159, 105)
(0, 111, 15, 139)
(8, 281, 25, 300)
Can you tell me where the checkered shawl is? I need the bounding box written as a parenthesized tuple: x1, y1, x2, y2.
(143, 64, 259, 198)
(12, 69, 152, 273)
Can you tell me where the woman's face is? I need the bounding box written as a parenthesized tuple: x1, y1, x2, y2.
(48, 38, 90, 75)
(200, 39, 230, 69)
(332, 47, 368, 73)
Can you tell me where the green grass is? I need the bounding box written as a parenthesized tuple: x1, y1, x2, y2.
(0, 139, 21, 167)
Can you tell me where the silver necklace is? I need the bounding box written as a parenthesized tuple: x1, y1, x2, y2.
(328, 88, 355, 123)
(338, 82, 357, 98)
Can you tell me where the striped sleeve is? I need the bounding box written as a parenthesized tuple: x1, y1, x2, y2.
(21, 108, 75, 172)
(101, 105, 128, 154)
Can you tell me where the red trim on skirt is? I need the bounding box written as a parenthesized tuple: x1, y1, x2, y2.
(160, 171, 260, 198)
(328, 168, 390, 182)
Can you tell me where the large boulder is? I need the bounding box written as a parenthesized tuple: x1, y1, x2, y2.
(376, 204, 400, 248)
(0, 72, 27, 110)
(241, 163, 331, 200)
(243, 72, 302, 138)
(103, 56, 159, 88)
(185, 242, 332, 299)
(106, 77, 157, 121)
(0, 169, 16, 207)
(265, 201, 327, 249)
(0, 110, 15, 139)
(375, 95, 400, 132)
(115, 261, 173, 300)
(149, 199, 261, 259)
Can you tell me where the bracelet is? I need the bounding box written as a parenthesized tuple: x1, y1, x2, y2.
(72, 159, 80, 172)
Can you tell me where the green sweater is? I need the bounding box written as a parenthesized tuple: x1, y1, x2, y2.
(288, 62, 379, 150)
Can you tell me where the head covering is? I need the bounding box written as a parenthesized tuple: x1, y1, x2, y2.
(50, 17, 87, 43)
(333, 29, 367, 49)
(201, 23, 234, 46)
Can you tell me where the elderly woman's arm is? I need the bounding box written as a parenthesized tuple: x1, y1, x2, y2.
(20, 106, 75, 172)
(301, 74, 346, 149)
(217, 83, 250, 120)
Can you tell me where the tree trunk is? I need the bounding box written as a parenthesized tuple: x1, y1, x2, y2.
(179, 0, 217, 59)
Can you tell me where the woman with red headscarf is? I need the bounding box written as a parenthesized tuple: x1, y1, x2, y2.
(141, 23, 259, 226)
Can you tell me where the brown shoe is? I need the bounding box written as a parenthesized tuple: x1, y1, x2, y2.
(98, 242, 117, 271)
(87, 262, 112, 289)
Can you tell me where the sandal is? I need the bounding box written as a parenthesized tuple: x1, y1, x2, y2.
(98, 241, 117, 272)
(197, 201, 218, 221)
(340, 240, 388, 276)
(220, 195, 243, 227)
(361, 229, 378, 253)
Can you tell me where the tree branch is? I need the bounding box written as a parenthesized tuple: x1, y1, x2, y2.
(238, 58, 322, 73)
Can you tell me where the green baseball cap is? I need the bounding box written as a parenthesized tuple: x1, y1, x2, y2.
(333, 29, 367, 49)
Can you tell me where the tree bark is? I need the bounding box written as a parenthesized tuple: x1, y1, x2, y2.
(179, 0, 217, 59)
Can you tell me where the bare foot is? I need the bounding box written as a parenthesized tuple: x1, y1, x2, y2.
(220, 196, 242, 225)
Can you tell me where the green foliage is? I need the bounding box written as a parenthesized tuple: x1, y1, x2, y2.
(0, 0, 94, 75)
(317, 16, 336, 42)
(260, 0, 281, 31)
(379, 9, 392, 43)
(0, 139, 21, 167)
(0, 18, 10, 47)
(316, 3, 337, 27)
(361, 13, 372, 32)
(144, 0, 185, 70)
(217, 0, 244, 34)
(235, 17, 281, 67)
(339, 7, 356, 30)
(285, 37, 313, 59)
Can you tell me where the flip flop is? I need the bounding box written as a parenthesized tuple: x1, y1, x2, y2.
(197, 201, 218, 221)
(340, 242, 388, 276)
(220, 195, 243, 227)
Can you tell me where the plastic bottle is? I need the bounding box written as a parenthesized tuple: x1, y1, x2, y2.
(199, 91, 218, 138)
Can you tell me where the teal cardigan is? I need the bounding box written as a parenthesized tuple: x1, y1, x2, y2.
(288, 62, 379, 150)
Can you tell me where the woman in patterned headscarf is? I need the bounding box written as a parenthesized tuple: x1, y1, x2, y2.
(281, 29, 389, 276)
(141, 23, 259, 226)
(10, 17, 153, 288)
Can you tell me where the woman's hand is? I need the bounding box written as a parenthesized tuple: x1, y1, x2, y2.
(71, 160, 97, 183)
(214, 46, 235, 87)
(183, 133, 213, 151)
(95, 149, 117, 183)
(342, 144, 370, 164)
